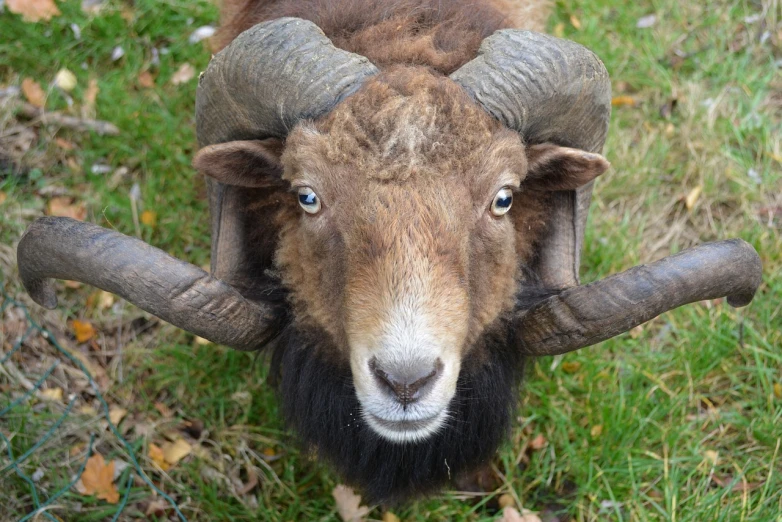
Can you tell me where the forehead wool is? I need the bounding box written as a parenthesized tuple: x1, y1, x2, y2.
(312, 67, 502, 182)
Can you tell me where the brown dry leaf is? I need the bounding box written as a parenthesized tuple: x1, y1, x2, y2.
(140, 210, 157, 227)
(685, 186, 702, 210)
(382, 512, 400, 522)
(0, 191, 6, 205)
(569, 14, 581, 30)
(40, 387, 64, 401)
(8, 0, 61, 22)
(54, 137, 76, 151)
(712, 474, 764, 493)
(500, 507, 543, 522)
(138, 71, 155, 88)
(72, 319, 96, 342)
(528, 434, 547, 451)
(590, 424, 603, 438)
(774, 382, 782, 399)
(47, 197, 87, 220)
(561, 361, 581, 373)
(145, 499, 172, 517)
(22, 78, 46, 107)
(171, 63, 196, 85)
(148, 443, 170, 471)
(154, 401, 173, 418)
(162, 439, 192, 466)
(333, 484, 370, 522)
(82, 78, 99, 118)
(498, 493, 516, 509)
(611, 95, 636, 107)
(77, 453, 119, 504)
(109, 406, 128, 426)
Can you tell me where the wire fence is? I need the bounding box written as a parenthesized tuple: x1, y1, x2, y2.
(0, 284, 188, 521)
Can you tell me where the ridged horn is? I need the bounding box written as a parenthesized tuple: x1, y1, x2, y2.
(17, 217, 284, 351)
(450, 30, 612, 289)
(516, 240, 763, 356)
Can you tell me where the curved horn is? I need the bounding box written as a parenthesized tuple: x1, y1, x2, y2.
(196, 17, 379, 147)
(17, 217, 284, 351)
(450, 31, 611, 289)
(516, 240, 763, 356)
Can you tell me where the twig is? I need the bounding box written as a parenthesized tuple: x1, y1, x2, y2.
(17, 104, 120, 136)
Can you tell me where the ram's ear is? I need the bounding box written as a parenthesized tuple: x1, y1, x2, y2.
(193, 138, 284, 188)
(523, 143, 610, 191)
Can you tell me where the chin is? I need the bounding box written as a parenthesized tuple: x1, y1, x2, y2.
(269, 317, 526, 504)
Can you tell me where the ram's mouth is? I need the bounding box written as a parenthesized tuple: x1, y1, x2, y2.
(365, 411, 447, 443)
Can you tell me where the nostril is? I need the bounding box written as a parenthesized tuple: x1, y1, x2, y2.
(368, 357, 443, 406)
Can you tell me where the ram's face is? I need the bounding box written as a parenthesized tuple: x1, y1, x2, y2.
(276, 69, 527, 442)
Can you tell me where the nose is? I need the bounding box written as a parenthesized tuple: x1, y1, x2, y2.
(369, 357, 443, 407)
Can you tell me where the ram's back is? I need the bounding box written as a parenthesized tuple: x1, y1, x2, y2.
(214, 0, 550, 74)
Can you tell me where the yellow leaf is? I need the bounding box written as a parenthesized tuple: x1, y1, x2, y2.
(140, 210, 157, 227)
(72, 320, 96, 343)
(553, 22, 565, 38)
(77, 453, 119, 504)
(162, 439, 192, 466)
(262, 447, 276, 458)
(21, 78, 46, 108)
(685, 185, 702, 210)
(611, 95, 636, 107)
(569, 14, 581, 30)
(171, 63, 196, 85)
(562, 361, 581, 373)
(99, 291, 115, 310)
(704, 450, 719, 465)
(0, 191, 7, 205)
(54, 68, 77, 92)
(382, 512, 401, 522)
(148, 443, 170, 471)
(109, 407, 127, 426)
(590, 424, 603, 438)
(774, 382, 782, 399)
(47, 196, 87, 221)
(40, 387, 63, 401)
(7, 0, 61, 22)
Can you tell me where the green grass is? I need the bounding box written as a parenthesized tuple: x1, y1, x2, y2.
(1, 0, 781, 520)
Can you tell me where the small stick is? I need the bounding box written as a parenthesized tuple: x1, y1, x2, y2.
(17, 104, 120, 136)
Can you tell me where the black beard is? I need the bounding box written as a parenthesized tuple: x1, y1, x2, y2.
(266, 314, 527, 504)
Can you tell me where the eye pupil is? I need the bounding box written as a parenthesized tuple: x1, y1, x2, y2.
(297, 187, 322, 214)
(496, 196, 512, 208)
(299, 193, 317, 205)
(491, 188, 513, 216)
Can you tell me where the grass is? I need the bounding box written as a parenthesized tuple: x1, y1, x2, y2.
(1, 0, 780, 520)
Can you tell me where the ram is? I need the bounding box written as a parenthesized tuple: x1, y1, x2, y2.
(16, 0, 762, 504)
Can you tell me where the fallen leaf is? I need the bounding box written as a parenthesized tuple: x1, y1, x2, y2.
(590, 424, 603, 438)
(109, 407, 128, 426)
(54, 69, 77, 92)
(98, 291, 115, 309)
(382, 512, 401, 522)
(611, 95, 636, 107)
(138, 71, 155, 88)
(148, 443, 170, 471)
(712, 474, 764, 493)
(629, 325, 643, 339)
(498, 493, 516, 509)
(194, 336, 212, 345)
(171, 63, 196, 85)
(54, 137, 76, 150)
(562, 361, 581, 373)
(704, 450, 719, 465)
(47, 197, 87, 220)
(685, 185, 702, 210)
(553, 22, 565, 38)
(76, 453, 119, 504)
(82, 78, 99, 118)
(0, 192, 7, 205)
(772, 382, 782, 399)
(499, 507, 542, 522)
(154, 401, 173, 418)
(333, 484, 370, 522)
(569, 14, 581, 30)
(528, 434, 547, 451)
(140, 210, 157, 227)
(22, 78, 46, 108)
(7, 0, 61, 22)
(145, 499, 172, 517)
(40, 387, 64, 401)
(72, 319, 96, 342)
(162, 439, 192, 466)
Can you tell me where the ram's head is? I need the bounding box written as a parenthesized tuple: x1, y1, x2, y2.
(17, 19, 762, 503)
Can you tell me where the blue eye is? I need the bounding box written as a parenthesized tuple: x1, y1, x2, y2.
(297, 187, 321, 214)
(491, 187, 513, 216)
